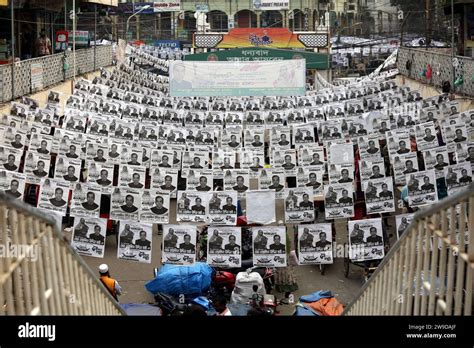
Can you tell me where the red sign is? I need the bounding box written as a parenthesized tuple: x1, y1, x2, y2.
(55, 30, 69, 51)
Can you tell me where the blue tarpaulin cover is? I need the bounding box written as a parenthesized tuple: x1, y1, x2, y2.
(121, 303, 162, 316)
(145, 262, 214, 297)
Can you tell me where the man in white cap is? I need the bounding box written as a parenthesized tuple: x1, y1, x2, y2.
(98, 264, 122, 302)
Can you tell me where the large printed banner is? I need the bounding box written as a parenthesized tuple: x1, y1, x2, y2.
(169, 60, 306, 97)
(252, 0, 290, 10)
(215, 28, 305, 49)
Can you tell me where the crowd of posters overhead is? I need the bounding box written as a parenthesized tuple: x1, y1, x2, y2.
(207, 227, 242, 268)
(406, 170, 438, 207)
(324, 183, 354, 220)
(71, 217, 107, 258)
(348, 218, 385, 262)
(117, 221, 153, 264)
(176, 191, 209, 223)
(283, 188, 315, 223)
(162, 224, 197, 265)
(252, 226, 286, 267)
(169, 60, 306, 97)
(362, 177, 395, 215)
(208, 191, 238, 225)
(297, 224, 333, 265)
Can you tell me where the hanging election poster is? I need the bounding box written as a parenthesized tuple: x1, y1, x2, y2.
(208, 191, 238, 226)
(207, 226, 242, 268)
(0, 146, 22, 173)
(150, 167, 179, 198)
(392, 152, 419, 185)
(258, 168, 286, 199)
(71, 217, 107, 258)
(283, 188, 315, 223)
(0, 170, 26, 200)
(395, 213, 414, 239)
(422, 146, 449, 179)
(186, 169, 213, 191)
(117, 221, 153, 264)
(110, 188, 141, 221)
(296, 165, 324, 194)
(348, 218, 385, 262)
(359, 157, 385, 183)
(297, 224, 333, 265)
(444, 163, 473, 195)
(176, 191, 209, 223)
(70, 183, 101, 218)
(118, 165, 146, 189)
(406, 170, 438, 207)
(324, 183, 354, 220)
(296, 144, 325, 167)
(37, 180, 70, 214)
(252, 226, 287, 267)
(87, 162, 114, 194)
(139, 190, 171, 224)
(362, 177, 395, 214)
(415, 122, 439, 151)
(328, 163, 354, 184)
(162, 224, 197, 265)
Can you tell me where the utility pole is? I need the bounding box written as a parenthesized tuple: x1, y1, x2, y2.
(425, 0, 431, 49)
(10, 0, 14, 100)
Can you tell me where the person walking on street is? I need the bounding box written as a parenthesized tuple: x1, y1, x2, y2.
(98, 264, 122, 302)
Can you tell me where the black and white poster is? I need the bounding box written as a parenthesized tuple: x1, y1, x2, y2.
(54, 156, 82, 186)
(406, 170, 438, 207)
(348, 218, 385, 261)
(296, 165, 324, 194)
(117, 221, 153, 264)
(244, 128, 265, 150)
(139, 190, 170, 224)
(0, 146, 22, 173)
(358, 134, 381, 159)
(422, 146, 449, 179)
(118, 165, 146, 189)
(386, 129, 412, 160)
(162, 224, 197, 265)
(87, 162, 114, 193)
(239, 150, 265, 178)
(392, 152, 419, 185)
(3, 126, 27, 151)
(415, 122, 438, 151)
(224, 112, 244, 126)
(258, 169, 286, 199)
(324, 183, 354, 220)
(208, 191, 238, 226)
(24, 152, 51, 185)
(319, 120, 343, 143)
(149, 167, 178, 197)
(297, 224, 333, 265)
(269, 127, 291, 149)
(271, 149, 297, 176)
(71, 217, 107, 258)
(442, 121, 469, 153)
(444, 163, 473, 195)
(70, 183, 101, 218)
(37, 180, 70, 214)
(362, 177, 395, 214)
(181, 150, 209, 173)
(328, 163, 354, 184)
(284, 188, 315, 223)
(252, 226, 286, 267)
(212, 150, 236, 178)
(0, 170, 26, 200)
(176, 191, 209, 223)
(110, 188, 141, 221)
(359, 157, 386, 183)
(207, 227, 242, 268)
(223, 169, 249, 197)
(221, 127, 243, 151)
(395, 213, 414, 239)
(186, 169, 213, 191)
(293, 124, 315, 146)
(296, 145, 325, 167)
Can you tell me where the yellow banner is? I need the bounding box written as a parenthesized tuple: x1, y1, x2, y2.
(0, 0, 8, 7)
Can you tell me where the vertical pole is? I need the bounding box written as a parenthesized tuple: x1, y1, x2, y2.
(451, 0, 455, 90)
(73, 0, 76, 87)
(425, 0, 430, 49)
(11, 0, 15, 100)
(64, 0, 67, 31)
(94, 4, 97, 71)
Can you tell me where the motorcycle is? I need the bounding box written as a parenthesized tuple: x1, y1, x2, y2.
(152, 292, 188, 316)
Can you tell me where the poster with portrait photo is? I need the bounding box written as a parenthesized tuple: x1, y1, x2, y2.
(454, 142, 474, 167)
(29, 134, 53, 156)
(117, 221, 152, 264)
(362, 177, 395, 214)
(192, 128, 216, 150)
(122, 103, 143, 122)
(346, 115, 369, 139)
(139, 190, 170, 224)
(415, 122, 439, 151)
(348, 218, 384, 262)
(162, 224, 197, 265)
(319, 120, 343, 144)
(118, 165, 146, 189)
(386, 129, 412, 160)
(221, 126, 242, 151)
(357, 134, 381, 160)
(296, 145, 325, 167)
(142, 106, 161, 123)
(224, 111, 244, 126)
(53, 156, 81, 186)
(212, 150, 236, 178)
(84, 142, 109, 164)
(444, 163, 473, 195)
(395, 214, 414, 239)
(136, 123, 158, 143)
(305, 107, 325, 122)
(165, 126, 187, 146)
(208, 191, 238, 226)
(223, 169, 249, 197)
(52, 128, 81, 156)
(149, 167, 178, 197)
(150, 149, 176, 169)
(283, 188, 315, 223)
(119, 146, 144, 167)
(269, 127, 291, 149)
(325, 103, 345, 120)
(205, 111, 224, 127)
(10, 102, 30, 118)
(422, 146, 449, 179)
(2, 126, 27, 151)
(110, 119, 136, 141)
(265, 110, 285, 127)
(64, 112, 87, 134)
(101, 100, 122, 117)
(181, 150, 209, 175)
(37, 180, 69, 214)
(86, 162, 114, 193)
(240, 150, 265, 178)
(0, 170, 26, 200)
(358, 156, 385, 182)
(70, 183, 101, 218)
(442, 121, 469, 153)
(186, 169, 213, 191)
(296, 165, 324, 194)
(420, 107, 440, 125)
(252, 226, 286, 267)
(176, 191, 209, 223)
(406, 170, 438, 207)
(71, 217, 107, 258)
(392, 152, 419, 185)
(258, 168, 286, 199)
(324, 183, 354, 220)
(328, 163, 354, 185)
(110, 188, 141, 221)
(293, 124, 315, 146)
(272, 149, 297, 176)
(162, 109, 182, 126)
(244, 127, 265, 150)
(207, 227, 242, 268)
(297, 224, 333, 265)
(23, 152, 50, 184)
(87, 115, 110, 137)
(47, 90, 62, 106)
(460, 110, 474, 140)
(245, 111, 266, 127)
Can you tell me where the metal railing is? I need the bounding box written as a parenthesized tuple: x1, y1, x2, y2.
(0, 193, 125, 315)
(344, 183, 474, 315)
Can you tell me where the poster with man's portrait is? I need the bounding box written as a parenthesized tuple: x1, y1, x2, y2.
(207, 191, 238, 226)
(415, 122, 439, 151)
(245, 111, 266, 127)
(358, 134, 381, 159)
(271, 149, 297, 176)
(296, 145, 325, 167)
(224, 111, 244, 126)
(212, 150, 236, 179)
(328, 163, 354, 185)
(139, 190, 170, 224)
(2, 126, 27, 151)
(386, 129, 412, 161)
(444, 163, 473, 195)
(120, 146, 144, 167)
(265, 111, 285, 126)
(86, 162, 114, 193)
(252, 226, 286, 267)
(406, 170, 438, 207)
(162, 224, 197, 265)
(37, 180, 70, 214)
(52, 128, 80, 156)
(205, 111, 225, 127)
(70, 183, 101, 218)
(29, 134, 53, 156)
(239, 150, 265, 178)
(186, 169, 213, 192)
(221, 126, 243, 151)
(324, 183, 354, 220)
(392, 152, 419, 185)
(319, 120, 343, 144)
(395, 214, 414, 239)
(359, 157, 385, 183)
(258, 168, 286, 199)
(0, 146, 22, 173)
(176, 191, 209, 223)
(244, 128, 265, 150)
(293, 124, 315, 146)
(296, 165, 324, 195)
(348, 218, 384, 261)
(442, 121, 469, 153)
(71, 217, 107, 258)
(24, 152, 51, 184)
(284, 188, 315, 223)
(87, 115, 110, 137)
(149, 167, 178, 198)
(53, 156, 81, 187)
(0, 170, 26, 200)
(117, 221, 153, 264)
(297, 224, 333, 265)
(223, 169, 249, 197)
(150, 149, 178, 169)
(118, 165, 146, 189)
(362, 177, 395, 214)
(269, 126, 291, 150)
(207, 227, 242, 268)
(110, 188, 141, 221)
(181, 150, 209, 175)
(422, 146, 449, 179)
